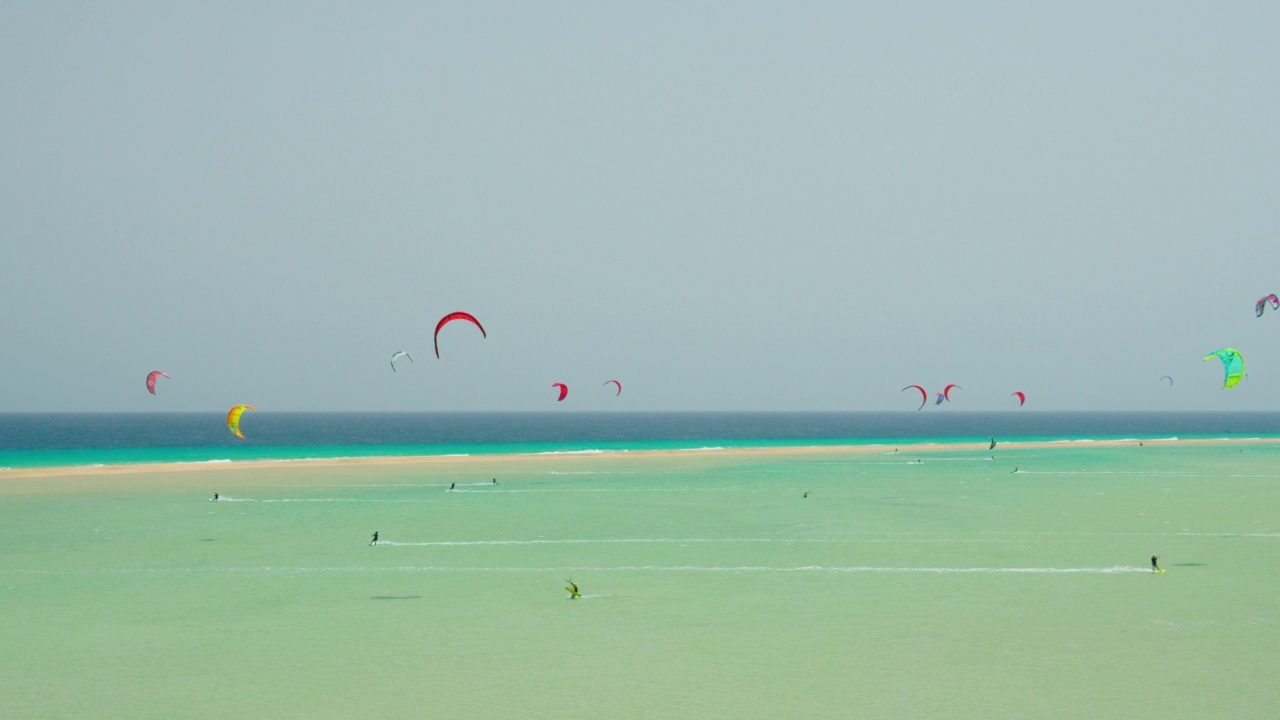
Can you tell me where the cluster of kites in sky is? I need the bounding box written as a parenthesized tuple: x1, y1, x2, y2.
(898, 383, 1027, 411)
(145, 311, 623, 439)
(141, 295, 1279, 438)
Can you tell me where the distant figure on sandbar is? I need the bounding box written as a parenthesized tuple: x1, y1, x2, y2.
(369, 531, 379, 546)
(211, 492, 219, 501)
(1151, 554, 1161, 573)
(566, 578, 580, 599)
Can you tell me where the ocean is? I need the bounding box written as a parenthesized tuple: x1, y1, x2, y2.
(2, 415, 1278, 718)
(3, 411, 1280, 467)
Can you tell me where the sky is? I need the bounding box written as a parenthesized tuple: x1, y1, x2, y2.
(3, 2, 1280, 412)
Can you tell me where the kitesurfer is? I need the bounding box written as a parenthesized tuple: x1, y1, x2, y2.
(803, 491, 809, 498)
(566, 579, 580, 599)
(449, 482, 455, 492)
(1151, 555, 1160, 573)
(211, 492, 219, 501)
(492, 478, 498, 484)
(369, 531, 379, 546)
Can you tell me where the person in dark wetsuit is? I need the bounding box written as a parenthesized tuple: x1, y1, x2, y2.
(492, 478, 498, 484)
(369, 531, 379, 546)
(1151, 554, 1160, 572)
(212, 493, 219, 501)
(449, 482, 455, 492)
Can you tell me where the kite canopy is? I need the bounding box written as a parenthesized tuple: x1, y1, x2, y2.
(552, 383, 568, 402)
(434, 312, 486, 358)
(901, 385, 927, 411)
(145, 370, 170, 395)
(1256, 294, 1279, 318)
(227, 404, 256, 439)
(934, 392, 945, 406)
(1159, 376, 1173, 386)
(1011, 391, 1026, 406)
(943, 384, 961, 401)
(390, 351, 412, 372)
(1203, 348, 1245, 389)
(604, 379, 622, 396)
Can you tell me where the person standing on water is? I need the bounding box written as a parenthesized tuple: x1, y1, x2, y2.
(369, 531, 379, 546)
(1151, 554, 1160, 572)
(211, 493, 219, 501)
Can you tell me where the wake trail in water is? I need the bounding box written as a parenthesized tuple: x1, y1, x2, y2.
(6, 565, 1152, 576)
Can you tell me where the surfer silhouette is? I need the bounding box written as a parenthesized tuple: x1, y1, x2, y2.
(211, 492, 218, 501)
(493, 478, 498, 484)
(369, 531, 379, 546)
(449, 482, 455, 492)
(1151, 554, 1161, 573)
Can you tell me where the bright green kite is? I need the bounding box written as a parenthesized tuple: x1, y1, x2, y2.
(1203, 348, 1245, 389)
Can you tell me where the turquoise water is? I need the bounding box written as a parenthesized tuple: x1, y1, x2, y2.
(2, 441, 1278, 718)
(4, 411, 1280, 468)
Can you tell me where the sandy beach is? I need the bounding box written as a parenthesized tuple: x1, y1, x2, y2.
(4, 434, 1277, 487)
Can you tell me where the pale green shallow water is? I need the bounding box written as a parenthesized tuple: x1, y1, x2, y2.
(2, 443, 1279, 718)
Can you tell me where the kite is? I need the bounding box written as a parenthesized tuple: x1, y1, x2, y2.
(1256, 294, 1279, 318)
(901, 385, 927, 411)
(1203, 348, 1245, 389)
(227, 405, 256, 439)
(552, 383, 568, 402)
(433, 312, 486, 358)
(934, 392, 945, 406)
(1159, 376, 1173, 386)
(604, 379, 622, 396)
(145, 371, 170, 395)
(988, 437, 997, 450)
(1011, 391, 1026, 406)
(390, 351, 412, 372)
(943, 384, 961, 401)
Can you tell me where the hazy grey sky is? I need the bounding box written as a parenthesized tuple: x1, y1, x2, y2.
(4, 2, 1280, 412)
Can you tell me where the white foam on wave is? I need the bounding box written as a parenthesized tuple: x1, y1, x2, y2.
(535, 449, 608, 455)
(379, 537, 825, 547)
(179, 459, 233, 465)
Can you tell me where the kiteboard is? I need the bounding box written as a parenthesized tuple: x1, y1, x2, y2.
(1153, 568, 1165, 574)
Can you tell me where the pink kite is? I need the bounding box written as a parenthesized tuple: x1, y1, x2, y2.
(901, 385, 927, 411)
(552, 383, 569, 402)
(146, 371, 170, 395)
(1011, 391, 1026, 406)
(605, 379, 622, 396)
(943, 384, 961, 401)
(434, 311, 486, 358)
